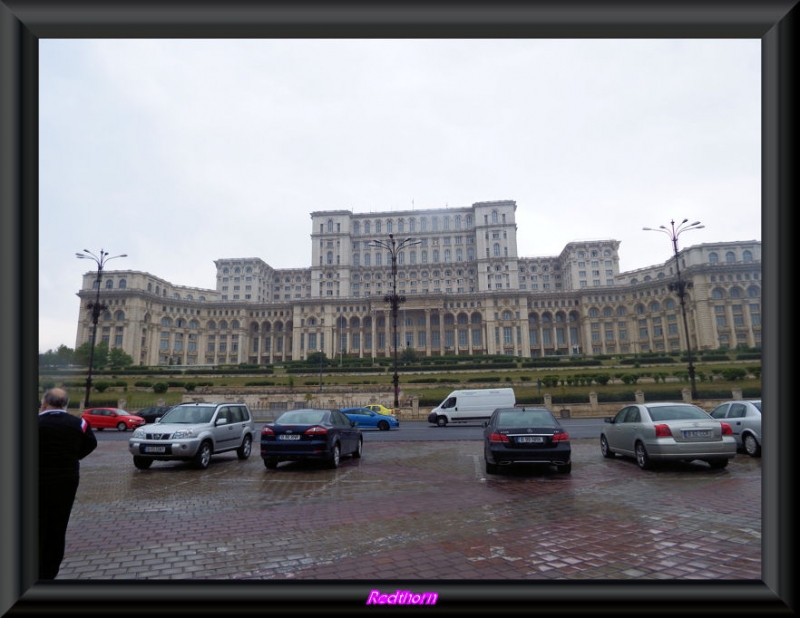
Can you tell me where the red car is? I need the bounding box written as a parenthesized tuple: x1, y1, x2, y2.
(82, 407, 146, 432)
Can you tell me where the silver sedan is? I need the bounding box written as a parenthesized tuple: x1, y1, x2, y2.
(600, 402, 737, 470)
(709, 400, 762, 457)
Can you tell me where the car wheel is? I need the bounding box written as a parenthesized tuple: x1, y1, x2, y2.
(635, 441, 653, 470)
(353, 437, 363, 459)
(133, 456, 153, 470)
(237, 435, 252, 459)
(327, 443, 341, 469)
(600, 435, 615, 458)
(436, 416, 447, 427)
(557, 462, 572, 474)
(377, 420, 390, 431)
(264, 458, 278, 469)
(193, 441, 212, 470)
(743, 434, 761, 457)
(708, 458, 729, 469)
(117, 422, 127, 431)
(485, 459, 498, 475)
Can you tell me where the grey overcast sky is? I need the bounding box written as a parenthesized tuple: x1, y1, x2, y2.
(38, 38, 761, 354)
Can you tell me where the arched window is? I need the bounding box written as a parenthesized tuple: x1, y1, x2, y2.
(712, 288, 725, 300)
(208, 321, 216, 330)
(743, 250, 753, 262)
(709, 252, 719, 264)
(747, 285, 760, 297)
(589, 308, 599, 318)
(387, 220, 393, 234)
(364, 220, 370, 235)
(119, 279, 127, 289)
(650, 301, 660, 312)
(189, 319, 199, 329)
(353, 221, 360, 235)
(161, 317, 171, 327)
(115, 310, 125, 321)
(635, 304, 646, 315)
(729, 287, 742, 298)
(603, 307, 613, 317)
(232, 320, 240, 329)
(219, 321, 228, 330)
(175, 318, 185, 328)
(105, 279, 113, 289)
(616, 306, 626, 316)
(493, 243, 501, 257)
(444, 249, 451, 262)
(502, 310, 512, 320)
(726, 251, 736, 263)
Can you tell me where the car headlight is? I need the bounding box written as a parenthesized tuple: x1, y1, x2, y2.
(132, 428, 145, 438)
(171, 429, 196, 439)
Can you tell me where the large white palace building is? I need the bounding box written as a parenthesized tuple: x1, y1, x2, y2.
(75, 200, 761, 366)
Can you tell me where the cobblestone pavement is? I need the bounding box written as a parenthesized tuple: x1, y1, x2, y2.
(15, 438, 764, 615)
(57, 438, 761, 581)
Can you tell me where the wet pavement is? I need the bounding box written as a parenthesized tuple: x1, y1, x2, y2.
(12, 438, 765, 615)
(56, 438, 761, 581)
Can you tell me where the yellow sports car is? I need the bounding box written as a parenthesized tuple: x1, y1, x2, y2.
(365, 404, 395, 416)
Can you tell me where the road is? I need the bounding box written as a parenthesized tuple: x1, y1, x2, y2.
(93, 418, 608, 442)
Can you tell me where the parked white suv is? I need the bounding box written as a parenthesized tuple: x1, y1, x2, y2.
(129, 402, 255, 470)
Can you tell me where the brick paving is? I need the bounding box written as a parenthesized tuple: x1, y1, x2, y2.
(5, 436, 768, 615)
(54, 437, 761, 583)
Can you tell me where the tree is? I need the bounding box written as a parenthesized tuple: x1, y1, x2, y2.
(108, 347, 134, 370)
(74, 341, 109, 369)
(39, 344, 75, 368)
(400, 347, 419, 364)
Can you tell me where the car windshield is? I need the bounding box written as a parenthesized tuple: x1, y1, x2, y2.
(496, 409, 555, 428)
(160, 406, 215, 424)
(647, 405, 709, 422)
(276, 410, 326, 425)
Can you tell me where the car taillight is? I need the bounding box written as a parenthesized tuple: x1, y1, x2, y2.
(720, 422, 733, 435)
(305, 425, 328, 436)
(261, 426, 275, 436)
(654, 424, 672, 437)
(552, 431, 570, 442)
(488, 432, 509, 443)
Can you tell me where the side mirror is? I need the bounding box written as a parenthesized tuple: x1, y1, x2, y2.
(216, 418, 228, 426)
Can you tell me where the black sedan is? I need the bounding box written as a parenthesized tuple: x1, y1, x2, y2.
(136, 405, 175, 424)
(260, 408, 362, 470)
(483, 406, 572, 475)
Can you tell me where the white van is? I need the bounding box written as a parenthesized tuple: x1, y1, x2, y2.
(427, 388, 516, 427)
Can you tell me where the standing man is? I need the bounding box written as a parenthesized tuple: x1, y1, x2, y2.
(38, 388, 97, 580)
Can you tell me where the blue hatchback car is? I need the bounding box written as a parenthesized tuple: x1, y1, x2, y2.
(341, 407, 399, 431)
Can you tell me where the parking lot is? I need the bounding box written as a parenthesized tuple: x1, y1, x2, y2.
(55, 435, 761, 583)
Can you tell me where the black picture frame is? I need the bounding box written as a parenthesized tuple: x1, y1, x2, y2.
(2, 1, 794, 614)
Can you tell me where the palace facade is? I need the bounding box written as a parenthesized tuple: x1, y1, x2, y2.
(75, 200, 761, 366)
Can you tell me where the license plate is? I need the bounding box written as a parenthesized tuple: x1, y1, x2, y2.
(279, 435, 301, 440)
(143, 445, 166, 453)
(517, 436, 545, 443)
(684, 430, 712, 438)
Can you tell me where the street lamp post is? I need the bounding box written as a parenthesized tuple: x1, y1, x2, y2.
(318, 349, 323, 392)
(369, 233, 421, 409)
(76, 248, 127, 408)
(643, 219, 704, 399)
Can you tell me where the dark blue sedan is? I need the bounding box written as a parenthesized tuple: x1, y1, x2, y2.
(260, 408, 362, 469)
(341, 407, 399, 431)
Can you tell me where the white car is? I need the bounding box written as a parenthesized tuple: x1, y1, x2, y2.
(709, 400, 762, 457)
(129, 402, 255, 470)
